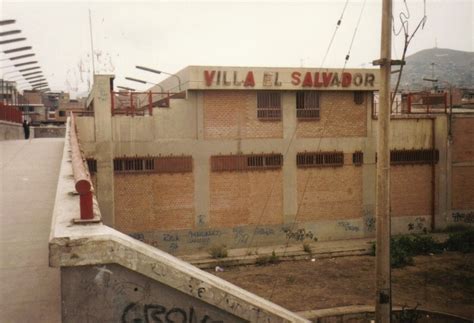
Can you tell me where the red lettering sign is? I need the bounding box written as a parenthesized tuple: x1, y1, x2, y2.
(322, 72, 333, 87)
(341, 72, 352, 87)
(244, 71, 255, 87)
(204, 70, 215, 86)
(291, 72, 301, 85)
(313, 72, 323, 87)
(302, 72, 313, 87)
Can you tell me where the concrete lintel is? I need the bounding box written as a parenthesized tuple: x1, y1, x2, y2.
(49, 118, 309, 323)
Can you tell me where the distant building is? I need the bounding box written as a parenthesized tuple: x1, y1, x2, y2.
(55, 97, 86, 122)
(19, 90, 47, 124)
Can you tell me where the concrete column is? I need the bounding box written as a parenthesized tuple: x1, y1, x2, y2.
(282, 91, 297, 224)
(194, 91, 210, 227)
(195, 92, 204, 140)
(434, 115, 449, 229)
(93, 75, 115, 227)
(194, 151, 210, 227)
(363, 93, 376, 235)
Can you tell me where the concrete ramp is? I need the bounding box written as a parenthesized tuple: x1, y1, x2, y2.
(0, 138, 64, 322)
(49, 120, 309, 322)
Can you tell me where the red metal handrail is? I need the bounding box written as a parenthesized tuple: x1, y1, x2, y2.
(70, 113, 94, 220)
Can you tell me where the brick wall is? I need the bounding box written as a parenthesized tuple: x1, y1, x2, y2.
(296, 166, 363, 221)
(390, 165, 432, 217)
(209, 170, 283, 227)
(296, 91, 367, 138)
(452, 117, 474, 162)
(23, 90, 42, 105)
(203, 90, 283, 139)
(114, 173, 195, 233)
(452, 166, 474, 210)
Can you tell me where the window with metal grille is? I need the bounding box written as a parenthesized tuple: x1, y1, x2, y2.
(211, 154, 283, 172)
(257, 91, 281, 120)
(390, 149, 439, 165)
(354, 92, 365, 105)
(296, 91, 320, 119)
(113, 156, 192, 173)
(352, 151, 364, 166)
(296, 152, 344, 168)
(86, 158, 97, 174)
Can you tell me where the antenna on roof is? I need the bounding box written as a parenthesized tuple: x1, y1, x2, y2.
(88, 9, 96, 80)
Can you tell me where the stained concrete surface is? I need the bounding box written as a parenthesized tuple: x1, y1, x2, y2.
(0, 138, 63, 323)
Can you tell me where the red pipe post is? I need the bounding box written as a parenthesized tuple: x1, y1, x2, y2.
(70, 113, 94, 220)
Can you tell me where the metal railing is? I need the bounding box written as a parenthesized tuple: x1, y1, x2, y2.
(70, 113, 94, 220)
(111, 91, 186, 116)
(0, 102, 22, 123)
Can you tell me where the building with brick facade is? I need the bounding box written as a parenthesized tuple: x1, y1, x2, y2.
(76, 67, 474, 255)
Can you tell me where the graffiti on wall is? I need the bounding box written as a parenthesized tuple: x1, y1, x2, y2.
(282, 227, 318, 242)
(122, 303, 223, 323)
(407, 217, 428, 232)
(452, 211, 474, 224)
(364, 217, 375, 232)
(337, 221, 360, 232)
(187, 230, 222, 245)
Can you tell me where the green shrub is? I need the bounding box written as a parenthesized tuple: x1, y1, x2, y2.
(209, 245, 228, 259)
(445, 229, 474, 253)
(440, 224, 471, 233)
(303, 242, 312, 254)
(391, 237, 414, 268)
(411, 235, 444, 255)
(371, 234, 444, 268)
(255, 250, 280, 266)
(255, 255, 270, 266)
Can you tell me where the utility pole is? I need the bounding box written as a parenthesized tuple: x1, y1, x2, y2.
(373, 0, 393, 321)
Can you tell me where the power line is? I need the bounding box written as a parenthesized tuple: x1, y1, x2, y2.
(320, 0, 350, 68)
(343, 0, 368, 70)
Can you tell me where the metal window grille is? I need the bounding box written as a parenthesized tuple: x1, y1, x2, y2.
(296, 91, 320, 119)
(257, 91, 281, 120)
(352, 151, 364, 166)
(113, 156, 192, 173)
(354, 92, 365, 105)
(86, 158, 97, 174)
(211, 154, 283, 172)
(296, 152, 344, 168)
(390, 149, 439, 165)
(155, 156, 193, 173)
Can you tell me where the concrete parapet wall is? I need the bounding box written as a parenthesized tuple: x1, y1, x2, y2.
(0, 120, 23, 140)
(34, 126, 66, 138)
(124, 215, 430, 255)
(49, 118, 309, 322)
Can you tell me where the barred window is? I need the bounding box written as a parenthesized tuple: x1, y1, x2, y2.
(390, 149, 439, 165)
(86, 158, 97, 174)
(296, 91, 320, 119)
(354, 92, 365, 105)
(114, 156, 192, 173)
(352, 151, 364, 166)
(211, 154, 283, 172)
(257, 91, 281, 120)
(297, 152, 344, 168)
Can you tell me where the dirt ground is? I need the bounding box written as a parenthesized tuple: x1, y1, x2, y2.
(209, 252, 474, 319)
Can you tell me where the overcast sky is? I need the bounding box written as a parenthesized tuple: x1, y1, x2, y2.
(1, 0, 472, 97)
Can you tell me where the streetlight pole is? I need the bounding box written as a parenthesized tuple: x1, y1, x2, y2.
(135, 65, 182, 91)
(125, 76, 164, 92)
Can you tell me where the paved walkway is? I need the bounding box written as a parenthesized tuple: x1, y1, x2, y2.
(0, 138, 64, 323)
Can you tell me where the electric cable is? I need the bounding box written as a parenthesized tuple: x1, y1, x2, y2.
(343, 0, 368, 70)
(320, 0, 350, 68)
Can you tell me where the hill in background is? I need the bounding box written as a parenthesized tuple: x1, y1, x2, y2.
(392, 48, 473, 90)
